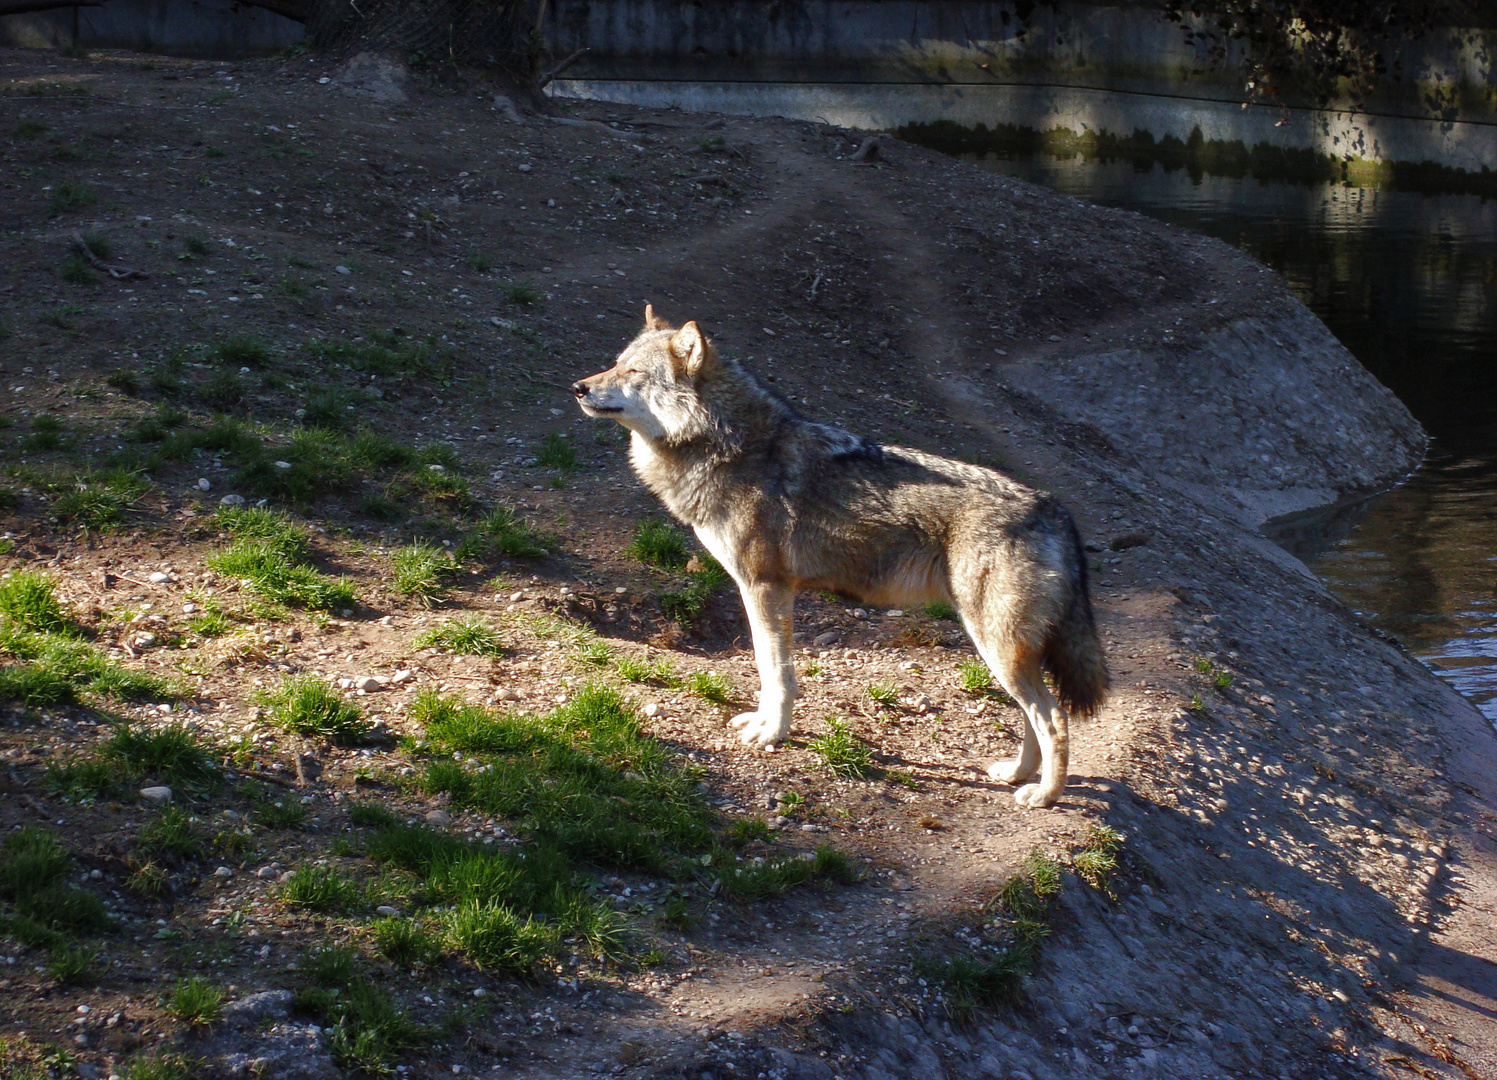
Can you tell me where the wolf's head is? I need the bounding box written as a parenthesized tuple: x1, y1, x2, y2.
(571, 305, 722, 443)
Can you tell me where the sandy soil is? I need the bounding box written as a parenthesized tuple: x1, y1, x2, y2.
(0, 47, 1493, 1080)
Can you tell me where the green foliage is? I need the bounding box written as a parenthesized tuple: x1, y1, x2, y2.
(215, 334, 274, 368)
(922, 599, 959, 621)
(0, 571, 72, 633)
(196, 368, 246, 411)
(866, 682, 898, 707)
(392, 541, 457, 602)
(48, 180, 96, 215)
(373, 916, 439, 967)
(1072, 824, 1123, 899)
(455, 504, 553, 561)
(136, 807, 206, 863)
(412, 616, 505, 656)
(807, 718, 874, 779)
(1192, 656, 1233, 690)
(208, 531, 355, 612)
(627, 520, 689, 570)
(305, 329, 454, 383)
(79, 231, 112, 260)
(105, 368, 140, 393)
(303, 387, 357, 430)
(306, 945, 356, 987)
(45, 757, 120, 803)
(259, 675, 369, 743)
(467, 252, 493, 273)
(119, 1053, 197, 1080)
(445, 900, 557, 974)
(659, 553, 729, 625)
(535, 432, 577, 472)
(46, 943, 99, 984)
(0, 622, 168, 707)
(615, 654, 678, 687)
(184, 234, 210, 256)
(321, 980, 430, 1073)
(502, 280, 540, 306)
(0, 827, 111, 941)
(958, 657, 992, 692)
(686, 671, 733, 705)
(253, 797, 308, 830)
(60, 254, 98, 285)
(47, 469, 151, 530)
(167, 978, 223, 1024)
(280, 865, 367, 913)
(718, 844, 856, 901)
(102, 722, 219, 788)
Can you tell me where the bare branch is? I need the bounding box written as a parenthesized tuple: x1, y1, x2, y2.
(538, 47, 590, 90)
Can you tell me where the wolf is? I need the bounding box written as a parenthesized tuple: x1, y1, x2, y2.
(572, 307, 1108, 808)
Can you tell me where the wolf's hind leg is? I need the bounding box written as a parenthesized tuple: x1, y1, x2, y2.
(728, 582, 797, 749)
(994, 659, 1070, 808)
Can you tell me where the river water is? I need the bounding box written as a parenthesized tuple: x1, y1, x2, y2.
(962, 151, 1497, 727)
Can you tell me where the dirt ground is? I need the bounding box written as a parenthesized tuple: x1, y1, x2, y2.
(1, 47, 1494, 1080)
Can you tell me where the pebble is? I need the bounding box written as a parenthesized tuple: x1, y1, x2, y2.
(425, 810, 452, 827)
(214, 866, 234, 879)
(642, 702, 662, 718)
(255, 866, 277, 879)
(518, 163, 532, 172)
(493, 687, 520, 701)
(148, 571, 170, 584)
(375, 905, 400, 918)
(219, 493, 246, 507)
(139, 786, 173, 805)
(182, 603, 197, 614)
(391, 669, 414, 684)
(813, 631, 839, 647)
(274, 460, 291, 470)
(356, 676, 382, 693)
(196, 478, 211, 492)
(885, 609, 904, 617)
(511, 591, 526, 602)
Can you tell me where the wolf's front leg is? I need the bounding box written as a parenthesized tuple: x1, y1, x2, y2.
(728, 582, 797, 748)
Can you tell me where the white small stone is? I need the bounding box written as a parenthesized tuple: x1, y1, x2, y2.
(139, 786, 173, 805)
(219, 493, 246, 507)
(425, 809, 452, 827)
(391, 669, 414, 684)
(274, 461, 291, 470)
(494, 687, 520, 701)
(642, 703, 661, 718)
(472, 988, 487, 998)
(196, 478, 212, 492)
(375, 905, 400, 918)
(214, 866, 234, 879)
(885, 609, 905, 617)
(335, 265, 351, 274)
(255, 866, 276, 879)
(182, 603, 197, 614)
(337, 677, 355, 690)
(148, 571, 170, 584)
(517, 163, 532, 173)
(510, 591, 526, 602)
(357, 676, 382, 693)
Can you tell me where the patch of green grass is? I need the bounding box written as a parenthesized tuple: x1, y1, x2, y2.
(118, 1053, 197, 1080)
(807, 718, 874, 779)
(0, 622, 168, 707)
(101, 722, 220, 788)
(105, 368, 140, 393)
(60, 254, 98, 284)
(574, 639, 612, 668)
(22, 413, 67, 451)
(302, 387, 357, 430)
(320, 979, 430, 1073)
(136, 807, 205, 863)
(196, 368, 246, 411)
(15, 119, 48, 137)
(306, 944, 356, 986)
(686, 671, 733, 705)
(259, 675, 369, 743)
(866, 682, 898, 707)
(659, 553, 729, 625)
(80, 231, 112, 260)
(718, 844, 856, 901)
(412, 616, 504, 656)
(47, 469, 151, 530)
(208, 534, 355, 612)
(627, 520, 689, 570)
(215, 334, 274, 368)
(253, 797, 307, 830)
(280, 865, 366, 913)
(445, 900, 557, 974)
(44, 757, 120, 803)
(0, 827, 111, 940)
(48, 180, 96, 215)
(467, 253, 493, 273)
(306, 330, 454, 383)
(46, 943, 99, 985)
(535, 432, 577, 472)
(503, 280, 540, 306)
(392, 541, 457, 603)
(615, 654, 678, 687)
(455, 504, 553, 561)
(922, 599, 959, 621)
(0, 570, 73, 633)
(167, 978, 223, 1024)
(184, 234, 210, 256)
(958, 656, 992, 693)
(1071, 824, 1123, 899)
(373, 916, 439, 967)
(1193, 656, 1234, 691)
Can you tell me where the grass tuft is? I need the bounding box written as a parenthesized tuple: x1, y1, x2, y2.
(167, 978, 223, 1025)
(615, 654, 678, 687)
(259, 675, 369, 744)
(373, 916, 439, 967)
(627, 520, 689, 570)
(392, 541, 457, 603)
(686, 671, 733, 705)
(807, 718, 874, 779)
(412, 616, 503, 656)
(280, 865, 366, 913)
(535, 432, 578, 472)
(0, 571, 73, 633)
(455, 504, 553, 561)
(1071, 823, 1123, 899)
(208, 517, 354, 612)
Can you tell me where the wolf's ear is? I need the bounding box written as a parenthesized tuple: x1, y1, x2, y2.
(669, 321, 712, 377)
(643, 303, 670, 331)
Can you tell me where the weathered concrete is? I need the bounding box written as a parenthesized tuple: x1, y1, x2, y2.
(547, 0, 1497, 173)
(1, 0, 303, 58)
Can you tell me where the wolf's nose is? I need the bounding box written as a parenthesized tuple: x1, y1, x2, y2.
(570, 381, 588, 399)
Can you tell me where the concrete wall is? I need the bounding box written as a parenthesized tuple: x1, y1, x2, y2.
(546, 0, 1497, 173)
(1, 0, 304, 58)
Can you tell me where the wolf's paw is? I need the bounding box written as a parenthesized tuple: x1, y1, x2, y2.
(987, 757, 1040, 785)
(730, 711, 790, 750)
(1014, 782, 1062, 809)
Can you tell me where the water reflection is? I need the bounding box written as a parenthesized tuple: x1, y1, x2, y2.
(961, 151, 1497, 726)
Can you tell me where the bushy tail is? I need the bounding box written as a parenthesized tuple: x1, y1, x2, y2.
(1043, 519, 1109, 718)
